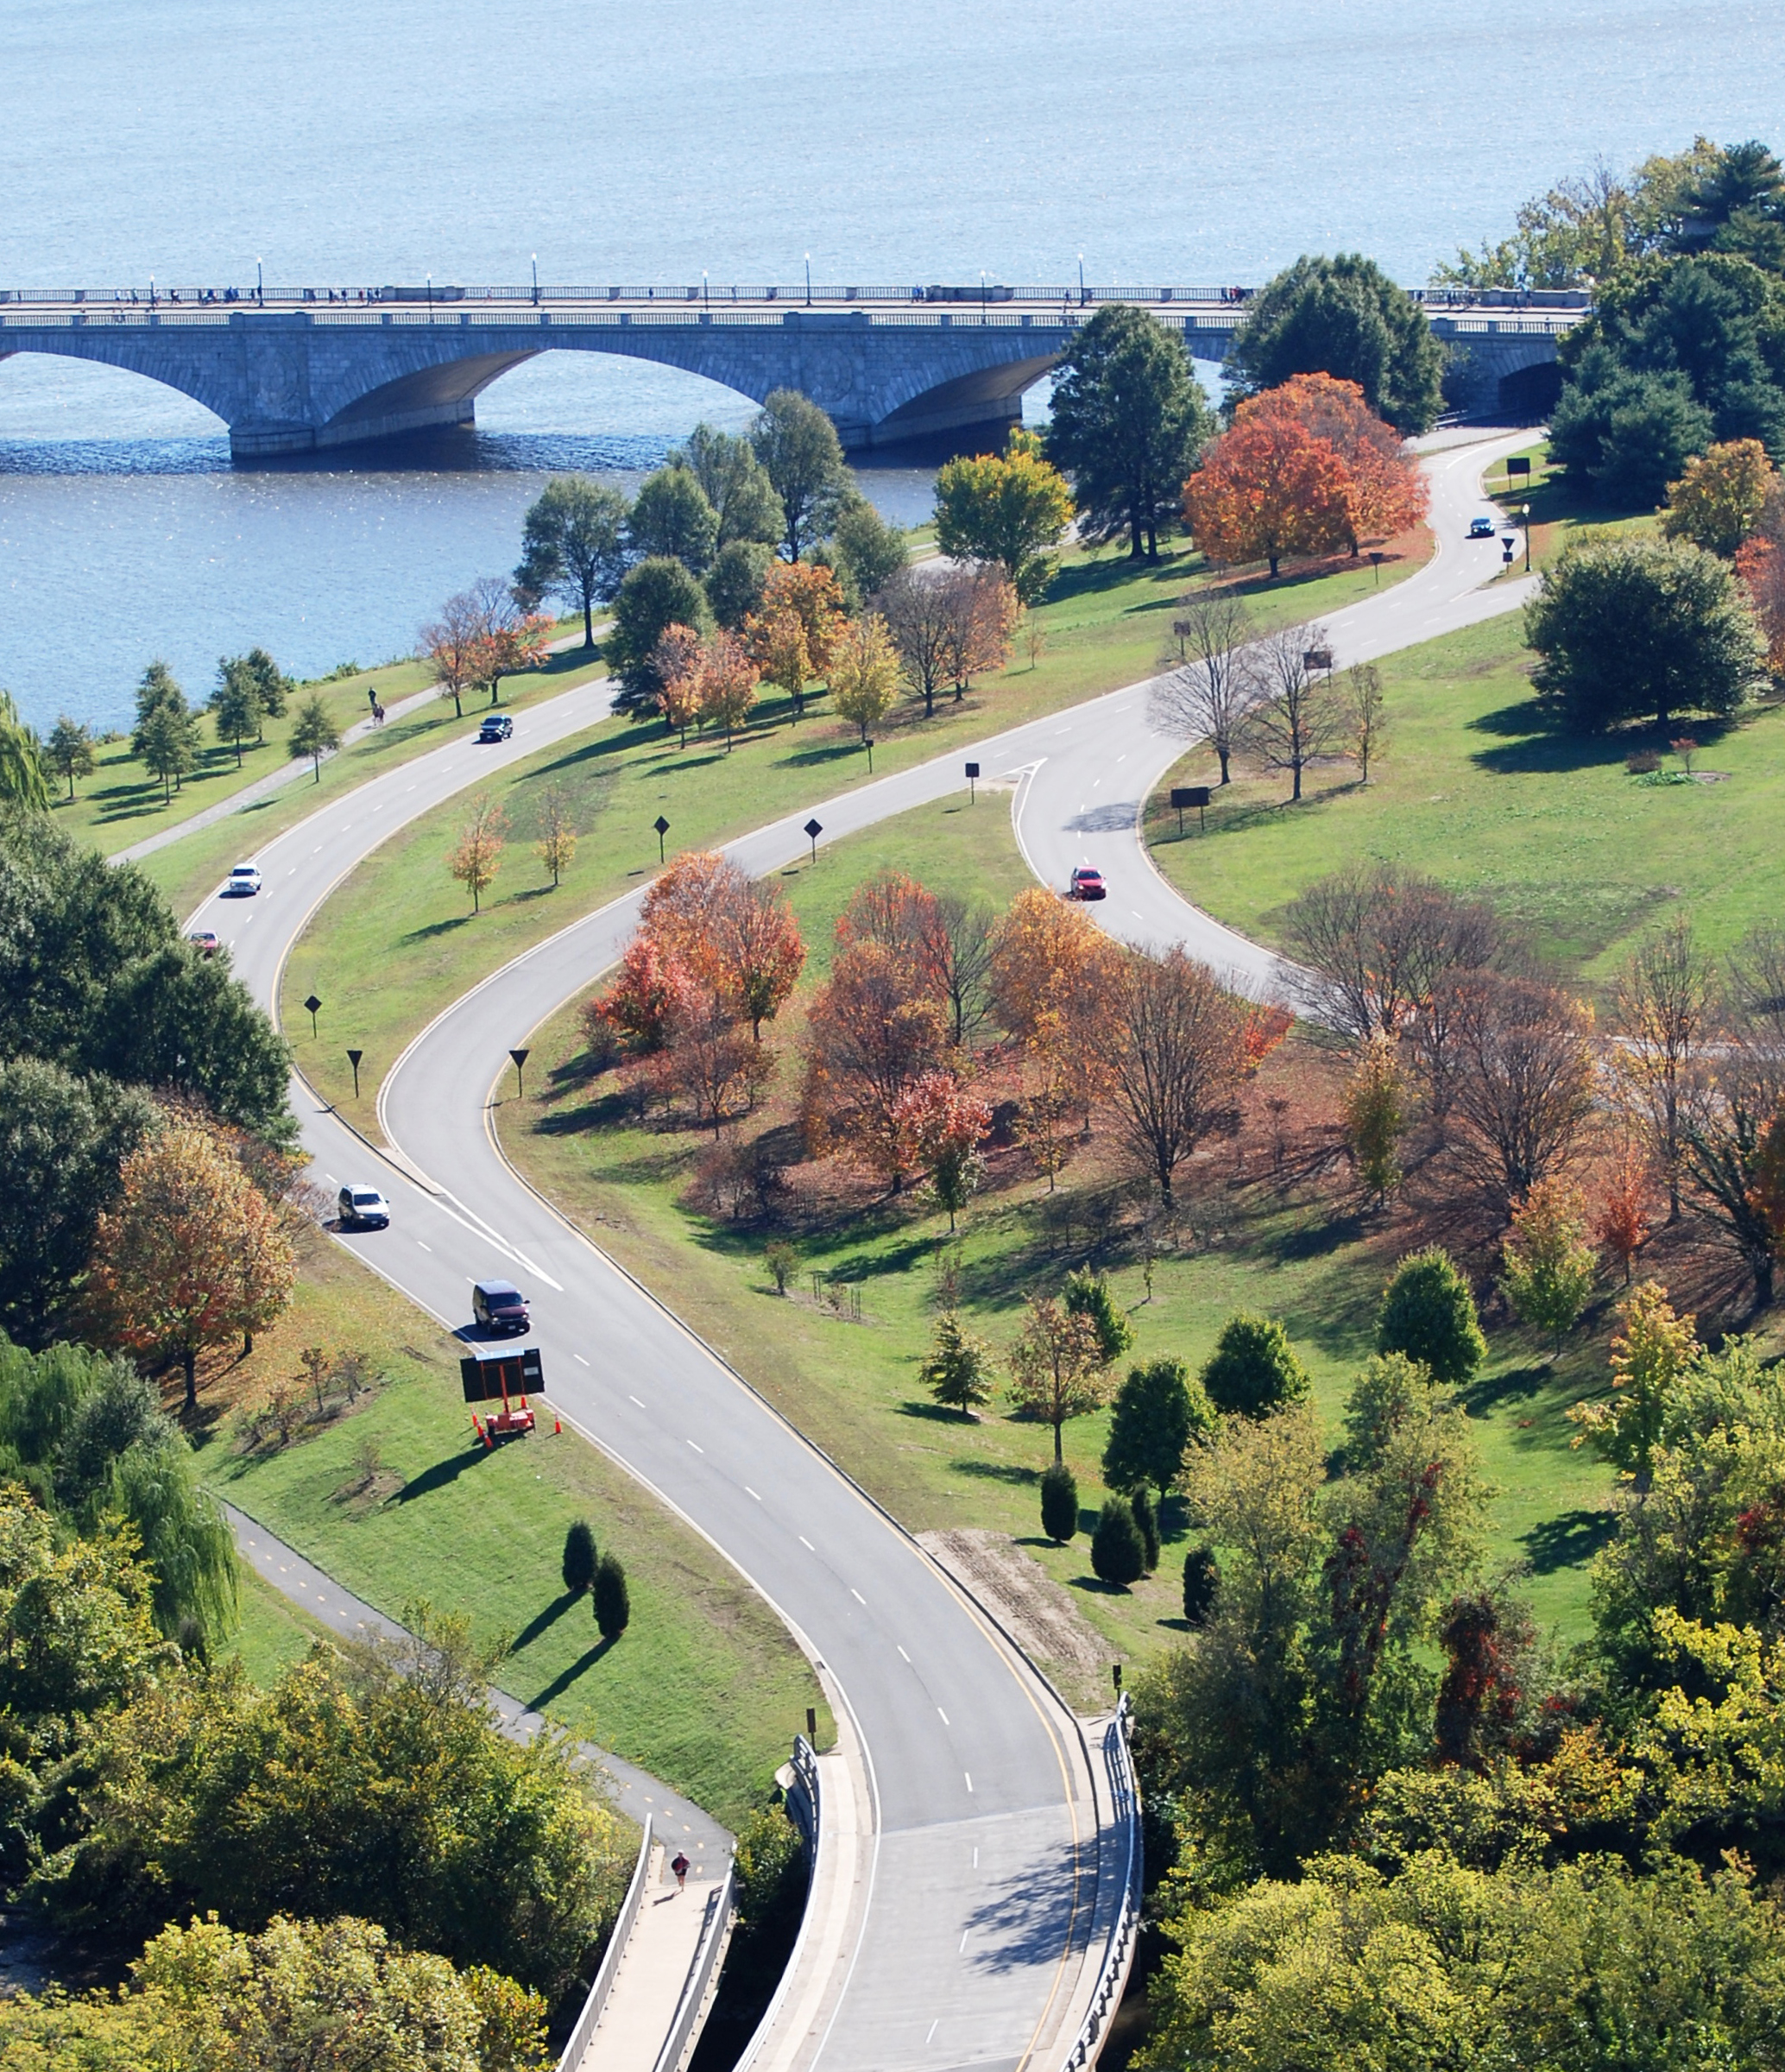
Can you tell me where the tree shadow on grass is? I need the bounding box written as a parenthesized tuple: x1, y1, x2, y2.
(1268, 1210, 1366, 1264)
(1521, 1508, 1618, 1574)
(1458, 1361, 1553, 1414)
(401, 914, 474, 945)
(526, 1633, 618, 1713)
(952, 1460, 1042, 1486)
(510, 1591, 580, 1655)
(395, 1446, 491, 1505)
(1465, 701, 1742, 777)
(897, 1399, 977, 1424)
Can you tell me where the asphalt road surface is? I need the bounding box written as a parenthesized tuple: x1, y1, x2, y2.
(191, 427, 1533, 2072)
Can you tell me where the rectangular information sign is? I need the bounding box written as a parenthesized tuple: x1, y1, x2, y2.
(1506, 456, 1531, 477)
(1170, 786, 1211, 809)
(460, 1346, 545, 1404)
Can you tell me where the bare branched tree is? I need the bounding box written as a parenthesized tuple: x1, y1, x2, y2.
(927, 894, 996, 1048)
(1149, 593, 1258, 785)
(1283, 862, 1497, 1045)
(1344, 661, 1390, 781)
(873, 567, 955, 719)
(1612, 916, 1717, 1221)
(1239, 623, 1344, 801)
(1106, 947, 1245, 1204)
(1446, 971, 1597, 1214)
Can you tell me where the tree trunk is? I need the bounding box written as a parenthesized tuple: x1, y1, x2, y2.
(1216, 748, 1231, 784)
(243, 1330, 254, 1355)
(1291, 760, 1303, 800)
(1268, 554, 1280, 578)
(583, 596, 596, 649)
(1053, 1419, 1063, 1463)
(183, 1346, 198, 1412)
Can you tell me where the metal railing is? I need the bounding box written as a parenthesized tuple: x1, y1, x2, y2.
(732, 1734, 822, 2072)
(1060, 1697, 1142, 2072)
(653, 1861, 737, 2072)
(557, 1815, 653, 2072)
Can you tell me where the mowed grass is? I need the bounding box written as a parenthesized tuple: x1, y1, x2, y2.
(227, 1565, 331, 1685)
(134, 639, 609, 924)
(496, 793, 1618, 1690)
(194, 1222, 826, 1826)
(280, 534, 1429, 1129)
(1145, 611, 1785, 982)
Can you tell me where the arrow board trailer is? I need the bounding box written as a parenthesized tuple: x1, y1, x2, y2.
(461, 1346, 541, 1441)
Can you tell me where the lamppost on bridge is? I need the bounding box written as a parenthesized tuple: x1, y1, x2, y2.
(804, 252, 811, 306)
(426, 272, 432, 323)
(531, 253, 539, 305)
(255, 256, 262, 305)
(1078, 252, 1085, 306)
(148, 274, 155, 309)
(981, 269, 987, 325)
(703, 269, 709, 312)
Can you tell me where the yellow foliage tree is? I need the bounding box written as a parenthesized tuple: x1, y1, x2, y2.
(1660, 438, 1777, 558)
(449, 793, 508, 913)
(828, 614, 902, 742)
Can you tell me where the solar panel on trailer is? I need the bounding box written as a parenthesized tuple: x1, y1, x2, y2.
(461, 1349, 547, 1402)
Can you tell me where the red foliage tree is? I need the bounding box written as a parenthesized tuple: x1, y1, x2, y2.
(1182, 415, 1352, 578)
(1239, 375, 1428, 553)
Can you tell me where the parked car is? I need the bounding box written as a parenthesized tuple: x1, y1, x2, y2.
(473, 1279, 530, 1335)
(1068, 866, 1107, 900)
(187, 928, 219, 956)
(224, 862, 262, 895)
(478, 714, 514, 742)
(337, 1184, 390, 1229)
(1467, 515, 1498, 539)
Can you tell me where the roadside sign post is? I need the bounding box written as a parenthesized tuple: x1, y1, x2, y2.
(1370, 549, 1384, 586)
(1170, 784, 1211, 835)
(346, 1048, 363, 1098)
(864, 736, 874, 774)
(460, 1344, 542, 1441)
(653, 814, 670, 863)
(509, 1047, 529, 1099)
(1503, 535, 1516, 567)
(804, 817, 823, 861)
(304, 993, 322, 1038)
(965, 760, 980, 803)
(1303, 648, 1333, 675)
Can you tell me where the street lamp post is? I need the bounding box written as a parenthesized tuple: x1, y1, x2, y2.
(981, 268, 987, 325)
(255, 256, 262, 304)
(148, 274, 155, 309)
(426, 272, 432, 323)
(531, 253, 539, 305)
(703, 268, 709, 312)
(805, 252, 811, 306)
(1523, 502, 1532, 572)
(1078, 252, 1085, 305)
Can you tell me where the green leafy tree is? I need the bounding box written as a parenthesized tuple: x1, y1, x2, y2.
(1660, 436, 1777, 555)
(594, 1552, 629, 1641)
(45, 715, 96, 801)
(132, 660, 185, 747)
(1062, 1265, 1133, 1368)
(0, 816, 292, 1143)
(1091, 1494, 1146, 1588)
(1341, 1352, 1439, 1469)
(1102, 1356, 1211, 1500)
(1567, 1279, 1698, 1492)
(289, 693, 341, 780)
(1200, 1313, 1311, 1418)
(0, 692, 49, 813)
(561, 1519, 596, 1596)
(514, 475, 630, 648)
(1376, 1248, 1487, 1386)
(1045, 306, 1214, 559)
(1501, 1178, 1598, 1351)
(920, 1312, 995, 1415)
(674, 423, 784, 546)
(211, 656, 263, 766)
(1039, 1460, 1079, 1544)
(829, 494, 910, 606)
(1525, 530, 1765, 732)
(1129, 1484, 1161, 1571)
(138, 697, 199, 801)
(1227, 252, 1446, 433)
(934, 430, 1074, 603)
(1007, 1295, 1110, 1463)
(704, 538, 774, 630)
(1344, 1034, 1406, 1206)
(1548, 351, 1718, 508)
(628, 464, 720, 574)
(1181, 1544, 1217, 1626)
(606, 557, 710, 714)
(750, 389, 849, 562)
(0, 1058, 154, 1347)
(243, 646, 292, 726)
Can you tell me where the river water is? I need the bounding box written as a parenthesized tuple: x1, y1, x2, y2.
(3, 0, 1781, 730)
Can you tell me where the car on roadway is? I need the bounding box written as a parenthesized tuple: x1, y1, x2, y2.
(477, 713, 514, 742)
(473, 1279, 530, 1335)
(224, 862, 262, 896)
(1068, 866, 1107, 900)
(337, 1184, 390, 1229)
(187, 928, 219, 956)
(1467, 515, 1498, 539)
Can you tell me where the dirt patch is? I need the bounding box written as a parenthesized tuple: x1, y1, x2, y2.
(920, 1527, 1111, 1711)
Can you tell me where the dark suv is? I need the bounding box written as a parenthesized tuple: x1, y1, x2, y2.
(472, 1279, 530, 1335)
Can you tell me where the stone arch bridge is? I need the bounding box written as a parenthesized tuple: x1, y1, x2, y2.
(0, 281, 1580, 459)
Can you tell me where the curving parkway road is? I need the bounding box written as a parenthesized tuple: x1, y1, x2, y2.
(192, 428, 1535, 2072)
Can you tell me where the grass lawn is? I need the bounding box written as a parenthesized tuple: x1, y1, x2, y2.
(192, 1222, 827, 1827)
(495, 792, 1623, 1696)
(1145, 611, 1785, 982)
(281, 534, 1429, 1128)
(227, 1565, 330, 1685)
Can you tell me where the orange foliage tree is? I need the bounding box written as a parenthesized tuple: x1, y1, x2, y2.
(888, 1071, 993, 1223)
(940, 566, 1019, 700)
(695, 629, 761, 748)
(1594, 1141, 1655, 1286)
(1238, 375, 1428, 553)
(1183, 414, 1352, 578)
(652, 622, 706, 744)
(85, 1120, 296, 1410)
(448, 793, 508, 913)
(1736, 493, 1785, 672)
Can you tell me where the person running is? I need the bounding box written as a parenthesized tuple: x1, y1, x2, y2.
(670, 1850, 691, 1893)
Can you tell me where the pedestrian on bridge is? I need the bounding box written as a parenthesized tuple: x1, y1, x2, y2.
(671, 1850, 690, 1893)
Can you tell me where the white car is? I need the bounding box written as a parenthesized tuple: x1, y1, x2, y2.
(225, 862, 262, 896)
(337, 1184, 390, 1229)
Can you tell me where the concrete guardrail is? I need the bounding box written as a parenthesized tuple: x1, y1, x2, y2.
(653, 1859, 738, 2072)
(1060, 1696, 1143, 2072)
(557, 1814, 653, 2072)
(731, 1733, 822, 2072)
